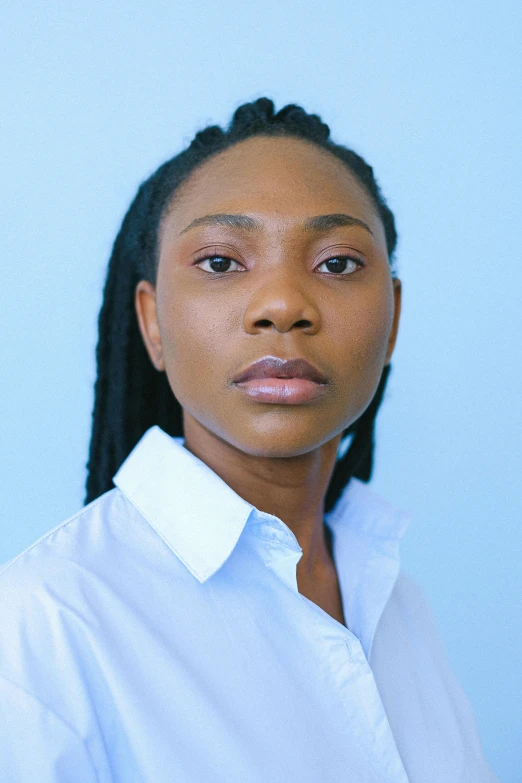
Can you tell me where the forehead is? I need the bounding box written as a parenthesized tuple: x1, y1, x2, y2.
(163, 136, 384, 242)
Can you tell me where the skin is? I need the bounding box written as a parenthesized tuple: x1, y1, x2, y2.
(135, 136, 401, 626)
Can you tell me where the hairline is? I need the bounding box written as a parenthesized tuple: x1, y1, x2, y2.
(153, 132, 387, 279)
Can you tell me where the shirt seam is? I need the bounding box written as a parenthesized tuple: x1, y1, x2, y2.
(0, 671, 100, 781)
(0, 495, 105, 578)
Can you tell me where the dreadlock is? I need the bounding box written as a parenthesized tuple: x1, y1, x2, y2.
(85, 97, 398, 513)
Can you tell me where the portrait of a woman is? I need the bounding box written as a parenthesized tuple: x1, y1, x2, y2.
(0, 99, 499, 781)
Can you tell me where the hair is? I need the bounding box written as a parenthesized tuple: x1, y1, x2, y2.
(85, 97, 398, 514)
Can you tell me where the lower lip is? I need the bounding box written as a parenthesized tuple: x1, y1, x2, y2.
(233, 378, 328, 404)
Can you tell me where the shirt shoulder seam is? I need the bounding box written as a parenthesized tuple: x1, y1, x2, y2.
(0, 671, 100, 780)
(0, 492, 116, 579)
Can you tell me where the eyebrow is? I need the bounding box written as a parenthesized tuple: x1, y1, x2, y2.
(179, 212, 373, 236)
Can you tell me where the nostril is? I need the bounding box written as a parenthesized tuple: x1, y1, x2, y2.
(253, 318, 313, 330)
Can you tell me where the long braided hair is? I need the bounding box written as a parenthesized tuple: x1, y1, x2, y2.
(85, 97, 398, 513)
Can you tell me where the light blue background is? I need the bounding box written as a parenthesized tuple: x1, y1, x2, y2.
(1, 2, 520, 779)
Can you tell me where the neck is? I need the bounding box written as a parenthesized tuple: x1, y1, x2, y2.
(182, 413, 342, 577)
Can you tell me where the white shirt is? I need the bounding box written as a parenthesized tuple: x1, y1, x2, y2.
(0, 425, 498, 782)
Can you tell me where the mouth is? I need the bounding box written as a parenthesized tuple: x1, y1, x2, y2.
(231, 356, 329, 404)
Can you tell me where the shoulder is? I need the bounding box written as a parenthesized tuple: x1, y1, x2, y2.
(0, 488, 130, 587)
(374, 569, 463, 683)
(0, 493, 123, 778)
(384, 569, 437, 624)
(0, 489, 145, 720)
(372, 570, 499, 780)
(0, 488, 144, 650)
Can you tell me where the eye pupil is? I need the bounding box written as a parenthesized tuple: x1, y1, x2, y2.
(209, 257, 231, 272)
(325, 257, 348, 273)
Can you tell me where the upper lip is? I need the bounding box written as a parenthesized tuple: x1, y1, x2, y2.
(232, 356, 328, 384)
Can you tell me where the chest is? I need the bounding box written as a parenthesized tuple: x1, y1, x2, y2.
(297, 569, 347, 628)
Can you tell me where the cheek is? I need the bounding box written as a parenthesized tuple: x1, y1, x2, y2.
(156, 283, 235, 400)
(336, 282, 393, 365)
(330, 283, 394, 419)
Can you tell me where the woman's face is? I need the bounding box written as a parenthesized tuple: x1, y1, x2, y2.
(136, 136, 401, 458)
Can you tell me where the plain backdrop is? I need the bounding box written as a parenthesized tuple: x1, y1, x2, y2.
(1, 1, 520, 779)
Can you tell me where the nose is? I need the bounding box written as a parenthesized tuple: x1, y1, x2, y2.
(243, 274, 321, 335)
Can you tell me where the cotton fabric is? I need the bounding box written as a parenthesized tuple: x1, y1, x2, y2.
(0, 425, 498, 781)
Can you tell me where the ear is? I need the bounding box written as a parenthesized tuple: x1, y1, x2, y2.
(384, 277, 402, 367)
(135, 280, 165, 371)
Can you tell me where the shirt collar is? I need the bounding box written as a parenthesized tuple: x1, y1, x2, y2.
(324, 475, 412, 658)
(113, 425, 255, 583)
(113, 425, 411, 657)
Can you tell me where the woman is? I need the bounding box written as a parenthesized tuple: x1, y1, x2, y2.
(0, 98, 498, 781)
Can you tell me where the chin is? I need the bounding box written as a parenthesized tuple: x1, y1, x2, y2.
(226, 424, 340, 459)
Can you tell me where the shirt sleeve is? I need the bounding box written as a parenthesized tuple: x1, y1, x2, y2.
(0, 674, 99, 783)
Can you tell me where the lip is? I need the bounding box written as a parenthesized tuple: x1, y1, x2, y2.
(232, 356, 328, 384)
(231, 356, 329, 404)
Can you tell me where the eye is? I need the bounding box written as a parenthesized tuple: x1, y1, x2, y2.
(316, 256, 363, 275)
(195, 255, 245, 273)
